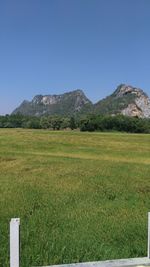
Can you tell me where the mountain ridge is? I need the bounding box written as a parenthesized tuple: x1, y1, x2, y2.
(12, 84, 150, 118)
(12, 89, 93, 116)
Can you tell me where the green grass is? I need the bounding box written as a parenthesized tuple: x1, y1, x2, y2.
(0, 129, 150, 267)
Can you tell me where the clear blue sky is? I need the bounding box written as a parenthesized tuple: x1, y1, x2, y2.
(0, 0, 150, 115)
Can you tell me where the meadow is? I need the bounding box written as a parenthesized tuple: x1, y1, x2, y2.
(0, 129, 150, 267)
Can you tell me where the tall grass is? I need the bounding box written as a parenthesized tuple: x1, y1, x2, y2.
(0, 129, 150, 267)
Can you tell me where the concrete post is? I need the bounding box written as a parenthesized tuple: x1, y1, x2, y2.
(10, 218, 20, 267)
(148, 213, 150, 258)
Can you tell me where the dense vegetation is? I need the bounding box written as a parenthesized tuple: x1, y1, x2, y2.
(0, 113, 150, 133)
(0, 129, 150, 267)
(80, 114, 150, 133)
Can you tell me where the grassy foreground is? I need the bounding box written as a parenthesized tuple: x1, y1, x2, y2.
(0, 129, 150, 267)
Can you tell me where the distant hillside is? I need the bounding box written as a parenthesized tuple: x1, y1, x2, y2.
(12, 89, 92, 116)
(12, 84, 150, 118)
(94, 84, 150, 118)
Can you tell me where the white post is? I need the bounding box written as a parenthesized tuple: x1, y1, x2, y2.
(148, 213, 150, 259)
(10, 218, 20, 267)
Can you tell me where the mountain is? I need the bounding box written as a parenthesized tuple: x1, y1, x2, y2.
(12, 89, 92, 116)
(94, 84, 150, 118)
(12, 84, 150, 118)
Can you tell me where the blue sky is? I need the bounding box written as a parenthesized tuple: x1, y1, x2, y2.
(0, 0, 150, 114)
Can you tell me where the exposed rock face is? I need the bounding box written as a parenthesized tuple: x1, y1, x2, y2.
(135, 95, 150, 118)
(122, 103, 143, 117)
(32, 95, 62, 105)
(115, 85, 150, 118)
(12, 89, 92, 116)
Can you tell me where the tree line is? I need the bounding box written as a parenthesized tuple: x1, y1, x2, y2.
(0, 113, 150, 133)
(0, 114, 76, 130)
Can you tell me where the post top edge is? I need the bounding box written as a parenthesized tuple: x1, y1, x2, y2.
(10, 218, 20, 224)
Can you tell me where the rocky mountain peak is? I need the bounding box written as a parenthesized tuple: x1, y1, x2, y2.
(93, 84, 150, 118)
(112, 84, 150, 118)
(12, 89, 92, 116)
(31, 89, 89, 107)
(113, 84, 147, 98)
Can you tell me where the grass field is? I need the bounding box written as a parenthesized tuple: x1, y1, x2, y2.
(0, 129, 150, 267)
